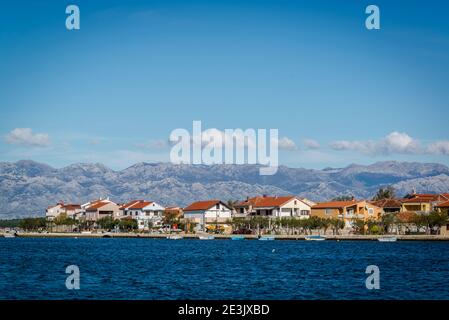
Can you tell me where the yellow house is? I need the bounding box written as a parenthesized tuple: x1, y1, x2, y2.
(435, 200, 449, 236)
(400, 194, 448, 213)
(311, 200, 383, 228)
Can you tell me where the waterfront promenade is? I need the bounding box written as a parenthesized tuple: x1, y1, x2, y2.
(3, 232, 449, 241)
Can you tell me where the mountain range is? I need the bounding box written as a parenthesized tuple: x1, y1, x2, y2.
(1, 160, 449, 218)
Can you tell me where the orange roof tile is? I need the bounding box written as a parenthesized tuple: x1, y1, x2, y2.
(401, 195, 440, 203)
(236, 195, 299, 208)
(119, 200, 143, 210)
(184, 200, 223, 211)
(436, 200, 449, 208)
(252, 196, 296, 208)
(86, 201, 109, 211)
(312, 200, 357, 209)
(62, 204, 81, 210)
(128, 201, 153, 209)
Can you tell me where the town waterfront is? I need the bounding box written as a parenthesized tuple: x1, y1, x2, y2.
(1, 237, 449, 300)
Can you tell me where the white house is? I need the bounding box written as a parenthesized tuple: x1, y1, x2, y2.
(46, 202, 82, 220)
(235, 195, 312, 219)
(183, 200, 232, 227)
(120, 200, 165, 230)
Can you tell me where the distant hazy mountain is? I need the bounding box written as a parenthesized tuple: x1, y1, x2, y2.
(1, 160, 449, 218)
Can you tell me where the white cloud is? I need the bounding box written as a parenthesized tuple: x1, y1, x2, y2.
(329, 132, 421, 155)
(427, 140, 449, 155)
(136, 139, 169, 149)
(303, 139, 320, 150)
(5, 128, 50, 147)
(275, 136, 297, 151)
(197, 128, 296, 151)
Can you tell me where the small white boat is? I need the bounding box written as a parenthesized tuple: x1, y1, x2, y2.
(167, 235, 183, 240)
(198, 235, 215, 240)
(81, 231, 92, 234)
(3, 232, 16, 238)
(305, 235, 326, 241)
(378, 236, 397, 242)
(258, 236, 275, 241)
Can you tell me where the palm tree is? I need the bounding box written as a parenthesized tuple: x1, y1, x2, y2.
(372, 186, 396, 201)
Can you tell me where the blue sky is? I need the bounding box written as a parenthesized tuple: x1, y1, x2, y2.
(1, 0, 449, 169)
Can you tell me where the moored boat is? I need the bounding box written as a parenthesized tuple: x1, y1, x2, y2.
(3, 232, 16, 238)
(167, 235, 183, 240)
(305, 235, 326, 241)
(230, 235, 245, 240)
(378, 236, 397, 242)
(198, 235, 215, 240)
(258, 235, 275, 241)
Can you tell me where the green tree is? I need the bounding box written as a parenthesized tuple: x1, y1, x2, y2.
(97, 216, 117, 230)
(329, 218, 345, 235)
(372, 186, 396, 201)
(19, 217, 46, 231)
(380, 213, 397, 234)
(351, 218, 366, 235)
(320, 218, 331, 235)
(118, 219, 137, 231)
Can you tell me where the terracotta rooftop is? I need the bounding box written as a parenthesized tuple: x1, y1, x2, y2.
(62, 204, 81, 210)
(436, 200, 449, 208)
(252, 196, 297, 208)
(184, 200, 223, 212)
(119, 200, 143, 210)
(312, 200, 357, 209)
(401, 194, 440, 203)
(236, 195, 299, 208)
(128, 201, 153, 209)
(86, 201, 109, 211)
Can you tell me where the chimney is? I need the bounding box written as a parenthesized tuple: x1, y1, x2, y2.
(263, 194, 267, 198)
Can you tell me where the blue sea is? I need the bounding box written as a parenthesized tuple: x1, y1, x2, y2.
(0, 238, 448, 300)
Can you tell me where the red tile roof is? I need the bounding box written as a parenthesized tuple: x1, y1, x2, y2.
(252, 196, 297, 208)
(312, 200, 357, 209)
(402, 195, 440, 203)
(436, 200, 449, 208)
(86, 201, 109, 211)
(62, 204, 81, 210)
(119, 200, 143, 210)
(236, 195, 300, 208)
(184, 200, 224, 212)
(128, 201, 153, 209)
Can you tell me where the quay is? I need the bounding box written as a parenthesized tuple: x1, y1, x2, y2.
(3, 232, 449, 241)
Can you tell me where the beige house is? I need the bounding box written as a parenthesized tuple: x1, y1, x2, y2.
(235, 195, 313, 219)
(85, 199, 120, 222)
(311, 200, 383, 228)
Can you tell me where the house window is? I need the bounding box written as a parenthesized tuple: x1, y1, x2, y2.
(294, 200, 297, 205)
(301, 210, 310, 216)
(240, 208, 244, 213)
(325, 209, 332, 215)
(368, 208, 374, 215)
(216, 204, 220, 209)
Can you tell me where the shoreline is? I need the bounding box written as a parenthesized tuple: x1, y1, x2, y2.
(3, 232, 449, 241)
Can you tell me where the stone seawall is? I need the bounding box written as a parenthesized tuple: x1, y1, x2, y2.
(3, 232, 449, 241)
